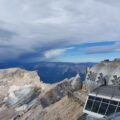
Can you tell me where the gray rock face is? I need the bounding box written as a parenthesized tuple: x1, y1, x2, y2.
(5, 85, 39, 107)
(0, 68, 41, 99)
(71, 74, 82, 90)
(0, 68, 43, 120)
(86, 60, 120, 92)
(0, 68, 83, 120)
(40, 74, 82, 108)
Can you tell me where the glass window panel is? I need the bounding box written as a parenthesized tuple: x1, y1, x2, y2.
(92, 100, 101, 113)
(95, 97, 102, 102)
(116, 107, 120, 113)
(85, 99, 94, 111)
(118, 102, 120, 106)
(98, 103, 108, 115)
(110, 100, 118, 106)
(106, 105, 116, 116)
(102, 98, 110, 103)
(89, 96, 95, 100)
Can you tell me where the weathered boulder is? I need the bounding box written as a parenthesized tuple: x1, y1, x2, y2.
(4, 85, 38, 106)
(71, 74, 82, 91)
(40, 74, 82, 108)
(0, 68, 46, 120)
(0, 68, 42, 100)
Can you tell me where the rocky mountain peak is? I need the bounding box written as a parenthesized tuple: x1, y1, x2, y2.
(0, 67, 84, 120)
(71, 74, 82, 90)
(86, 59, 120, 91)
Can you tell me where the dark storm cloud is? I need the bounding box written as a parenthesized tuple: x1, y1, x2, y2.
(83, 42, 120, 54)
(0, 0, 120, 61)
(0, 28, 17, 41)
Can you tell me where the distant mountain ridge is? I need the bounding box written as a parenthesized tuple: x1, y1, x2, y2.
(0, 62, 96, 83)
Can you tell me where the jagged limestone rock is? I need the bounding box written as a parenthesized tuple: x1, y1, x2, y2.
(86, 60, 120, 92)
(71, 74, 82, 91)
(15, 104, 28, 112)
(5, 85, 37, 106)
(0, 68, 43, 120)
(20, 96, 84, 120)
(40, 74, 84, 108)
(0, 68, 85, 120)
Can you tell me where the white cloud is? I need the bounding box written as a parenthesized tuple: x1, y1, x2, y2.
(83, 42, 120, 54)
(0, 0, 120, 61)
(44, 47, 74, 58)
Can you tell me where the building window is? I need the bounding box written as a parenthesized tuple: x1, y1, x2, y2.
(116, 107, 120, 112)
(98, 102, 108, 115)
(92, 101, 101, 113)
(110, 100, 118, 106)
(85, 95, 120, 116)
(95, 97, 102, 102)
(85, 99, 94, 111)
(89, 96, 95, 100)
(106, 105, 116, 116)
(102, 98, 110, 103)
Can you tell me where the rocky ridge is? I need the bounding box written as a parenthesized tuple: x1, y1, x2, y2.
(0, 68, 85, 120)
(86, 59, 120, 91)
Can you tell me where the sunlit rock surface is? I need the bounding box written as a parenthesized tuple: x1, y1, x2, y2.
(0, 68, 84, 120)
(0, 68, 40, 99)
(71, 74, 82, 90)
(40, 74, 82, 108)
(0, 68, 54, 120)
(5, 85, 36, 106)
(86, 59, 120, 92)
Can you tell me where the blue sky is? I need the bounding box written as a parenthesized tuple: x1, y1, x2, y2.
(0, 0, 120, 63)
(21, 41, 120, 63)
(50, 41, 120, 63)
